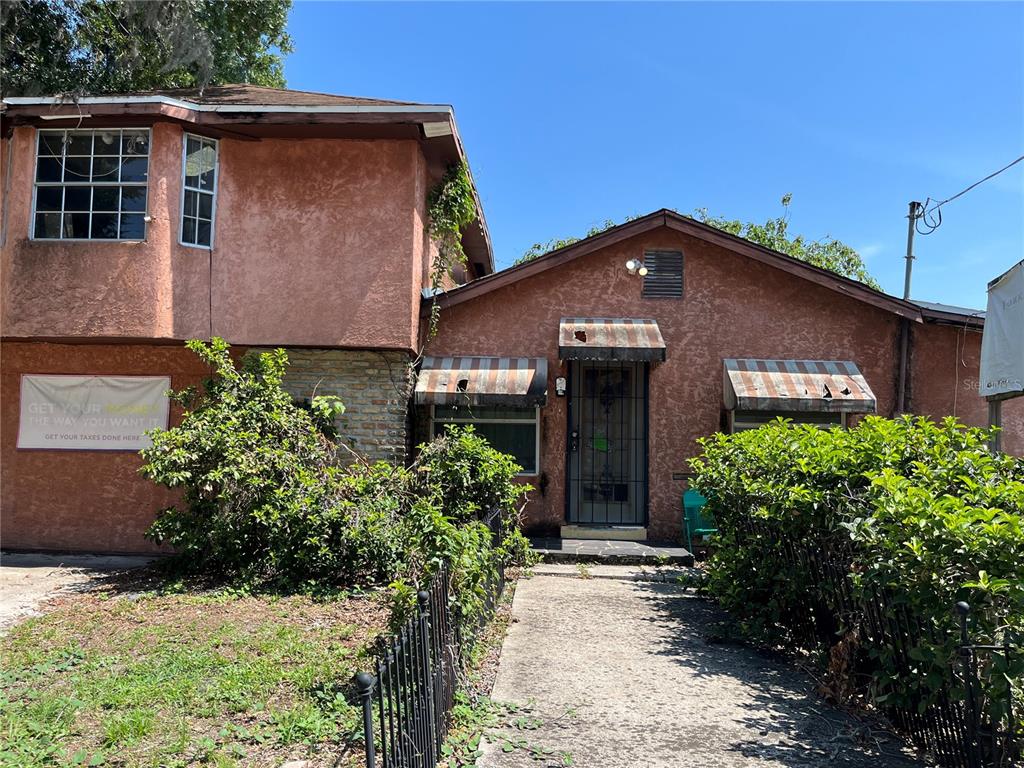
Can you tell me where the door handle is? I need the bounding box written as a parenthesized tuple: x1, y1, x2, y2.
(569, 430, 579, 453)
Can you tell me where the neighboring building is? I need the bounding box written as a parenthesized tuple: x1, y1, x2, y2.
(2, 90, 1018, 554)
(419, 211, 1023, 542)
(1, 85, 492, 552)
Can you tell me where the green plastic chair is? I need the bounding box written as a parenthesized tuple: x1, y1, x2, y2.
(682, 489, 716, 553)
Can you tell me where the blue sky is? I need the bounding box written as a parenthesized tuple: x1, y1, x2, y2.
(285, 1, 1023, 310)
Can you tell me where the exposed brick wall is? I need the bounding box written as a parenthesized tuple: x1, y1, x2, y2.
(260, 348, 414, 464)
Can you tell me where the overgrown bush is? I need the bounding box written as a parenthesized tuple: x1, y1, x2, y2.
(690, 416, 1023, 722)
(141, 339, 534, 624)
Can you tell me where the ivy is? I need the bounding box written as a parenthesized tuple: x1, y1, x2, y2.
(425, 162, 477, 339)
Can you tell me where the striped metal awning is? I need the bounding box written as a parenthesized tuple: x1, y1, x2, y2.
(723, 359, 877, 413)
(415, 356, 548, 407)
(558, 318, 666, 362)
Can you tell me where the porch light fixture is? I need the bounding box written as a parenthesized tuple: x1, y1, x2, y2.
(625, 259, 649, 277)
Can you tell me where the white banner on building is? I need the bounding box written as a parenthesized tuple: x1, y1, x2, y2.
(18, 375, 171, 450)
(979, 260, 1024, 399)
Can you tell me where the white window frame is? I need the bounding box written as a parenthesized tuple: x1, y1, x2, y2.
(178, 132, 219, 249)
(729, 410, 847, 433)
(430, 404, 541, 476)
(30, 128, 151, 242)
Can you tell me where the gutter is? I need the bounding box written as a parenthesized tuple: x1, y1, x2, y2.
(1, 95, 454, 115)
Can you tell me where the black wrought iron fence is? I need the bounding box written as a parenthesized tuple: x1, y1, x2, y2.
(353, 507, 507, 768)
(732, 518, 1021, 767)
(958, 603, 1022, 768)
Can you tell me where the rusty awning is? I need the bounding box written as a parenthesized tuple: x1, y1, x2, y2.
(558, 318, 666, 362)
(415, 356, 548, 407)
(723, 359, 877, 413)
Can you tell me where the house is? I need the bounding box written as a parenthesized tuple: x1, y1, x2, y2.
(418, 211, 1022, 541)
(0, 85, 492, 552)
(2, 87, 1018, 553)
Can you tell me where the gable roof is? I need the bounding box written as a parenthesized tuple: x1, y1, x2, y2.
(426, 209, 928, 322)
(113, 84, 427, 108)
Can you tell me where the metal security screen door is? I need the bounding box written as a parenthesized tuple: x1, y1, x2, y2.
(567, 361, 648, 525)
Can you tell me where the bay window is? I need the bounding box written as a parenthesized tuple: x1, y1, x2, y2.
(32, 129, 150, 240)
(180, 134, 218, 248)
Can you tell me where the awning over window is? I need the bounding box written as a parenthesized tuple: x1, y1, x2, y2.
(558, 318, 666, 362)
(723, 358, 877, 413)
(415, 356, 548, 407)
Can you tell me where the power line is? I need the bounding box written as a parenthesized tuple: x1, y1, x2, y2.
(916, 153, 1024, 235)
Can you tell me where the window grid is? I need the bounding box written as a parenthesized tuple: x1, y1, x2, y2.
(180, 134, 218, 248)
(431, 405, 541, 475)
(32, 128, 150, 241)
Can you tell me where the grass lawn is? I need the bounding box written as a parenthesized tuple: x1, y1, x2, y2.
(0, 574, 388, 768)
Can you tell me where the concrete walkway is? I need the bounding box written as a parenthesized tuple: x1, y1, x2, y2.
(0, 552, 153, 631)
(480, 566, 926, 768)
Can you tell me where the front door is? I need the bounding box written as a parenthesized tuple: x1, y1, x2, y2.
(567, 361, 647, 525)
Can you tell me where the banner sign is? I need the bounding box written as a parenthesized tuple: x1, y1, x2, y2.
(979, 260, 1024, 399)
(18, 375, 170, 450)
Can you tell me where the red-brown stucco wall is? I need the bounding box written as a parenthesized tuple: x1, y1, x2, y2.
(427, 228, 906, 542)
(0, 341, 214, 553)
(2, 125, 431, 351)
(911, 322, 1024, 455)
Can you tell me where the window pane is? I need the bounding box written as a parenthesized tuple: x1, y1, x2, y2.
(185, 140, 215, 188)
(472, 422, 536, 472)
(63, 156, 90, 181)
(93, 187, 119, 211)
(38, 133, 64, 156)
(35, 213, 62, 238)
(35, 187, 63, 212)
(197, 192, 213, 218)
(93, 131, 119, 155)
(122, 131, 148, 155)
(65, 212, 89, 238)
(91, 155, 119, 182)
(182, 216, 197, 243)
(183, 190, 198, 217)
(119, 214, 145, 240)
(120, 157, 148, 182)
(196, 220, 211, 246)
(64, 186, 91, 210)
(35, 158, 62, 183)
(121, 186, 147, 212)
(90, 212, 118, 239)
(66, 132, 92, 155)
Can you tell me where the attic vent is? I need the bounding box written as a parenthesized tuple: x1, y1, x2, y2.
(642, 250, 684, 298)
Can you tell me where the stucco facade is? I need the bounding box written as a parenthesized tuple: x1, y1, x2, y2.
(2, 125, 435, 350)
(424, 224, 1023, 542)
(1, 86, 488, 552)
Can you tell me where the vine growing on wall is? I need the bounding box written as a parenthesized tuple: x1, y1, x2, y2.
(424, 161, 477, 340)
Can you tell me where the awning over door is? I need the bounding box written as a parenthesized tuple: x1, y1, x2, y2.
(415, 356, 548, 407)
(558, 318, 666, 362)
(723, 358, 877, 413)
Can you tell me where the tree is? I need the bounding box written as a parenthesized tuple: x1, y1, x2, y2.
(1, 0, 293, 97)
(693, 194, 880, 289)
(514, 196, 881, 289)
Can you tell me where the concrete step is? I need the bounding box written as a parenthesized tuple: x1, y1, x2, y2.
(530, 537, 694, 567)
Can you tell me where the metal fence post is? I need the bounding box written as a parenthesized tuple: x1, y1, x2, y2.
(418, 589, 438, 763)
(956, 602, 982, 768)
(355, 671, 377, 768)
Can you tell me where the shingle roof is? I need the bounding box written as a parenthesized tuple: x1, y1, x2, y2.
(120, 83, 431, 108)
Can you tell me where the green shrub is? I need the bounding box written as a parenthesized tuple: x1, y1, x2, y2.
(690, 416, 1023, 719)
(141, 340, 534, 624)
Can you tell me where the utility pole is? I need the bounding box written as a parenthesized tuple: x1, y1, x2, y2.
(896, 202, 922, 413)
(903, 201, 922, 300)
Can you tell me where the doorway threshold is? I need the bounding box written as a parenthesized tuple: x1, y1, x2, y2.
(560, 524, 646, 541)
(532, 536, 694, 566)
